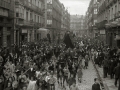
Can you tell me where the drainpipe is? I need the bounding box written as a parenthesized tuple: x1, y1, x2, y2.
(13, 0, 16, 45)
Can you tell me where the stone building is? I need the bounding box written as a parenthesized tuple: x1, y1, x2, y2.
(0, 0, 14, 47)
(70, 15, 85, 37)
(15, 0, 45, 45)
(97, 0, 120, 48)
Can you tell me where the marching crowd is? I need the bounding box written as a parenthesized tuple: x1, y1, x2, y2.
(0, 35, 120, 90)
(0, 38, 88, 90)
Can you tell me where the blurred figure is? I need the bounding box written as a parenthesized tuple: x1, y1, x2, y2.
(92, 78, 101, 90)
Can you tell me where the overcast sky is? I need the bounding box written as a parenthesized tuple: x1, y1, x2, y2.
(59, 0, 90, 15)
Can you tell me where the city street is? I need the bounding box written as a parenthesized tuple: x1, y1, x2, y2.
(0, 0, 120, 90)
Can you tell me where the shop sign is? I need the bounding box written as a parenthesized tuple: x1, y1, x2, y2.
(100, 30, 105, 34)
(22, 29, 27, 33)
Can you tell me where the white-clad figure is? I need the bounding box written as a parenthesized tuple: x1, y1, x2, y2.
(27, 80, 36, 90)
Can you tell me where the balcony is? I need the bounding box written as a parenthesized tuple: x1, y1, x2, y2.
(16, 13, 24, 19)
(8, 11, 14, 19)
(21, 0, 44, 16)
(0, 0, 14, 11)
(16, 20, 34, 27)
(106, 0, 115, 8)
(34, 22, 42, 28)
(96, 20, 107, 29)
(0, 0, 10, 9)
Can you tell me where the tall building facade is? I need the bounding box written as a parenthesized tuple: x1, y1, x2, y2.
(61, 4, 70, 39)
(0, 0, 14, 47)
(45, 0, 70, 42)
(46, 0, 62, 42)
(15, 0, 45, 45)
(97, 0, 120, 48)
(86, 0, 98, 38)
(70, 15, 85, 37)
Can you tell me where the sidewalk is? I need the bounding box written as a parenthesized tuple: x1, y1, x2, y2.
(96, 65, 118, 90)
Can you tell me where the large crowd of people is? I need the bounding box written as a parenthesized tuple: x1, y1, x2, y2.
(0, 38, 86, 90)
(92, 46, 120, 90)
(0, 33, 120, 90)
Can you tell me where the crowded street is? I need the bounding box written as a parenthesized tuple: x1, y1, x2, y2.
(0, 0, 120, 90)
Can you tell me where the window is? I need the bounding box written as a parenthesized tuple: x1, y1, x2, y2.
(35, 0, 36, 6)
(47, 20, 52, 25)
(94, 9, 97, 14)
(39, 16, 41, 23)
(39, 1, 41, 8)
(47, 0, 52, 4)
(34, 15, 36, 22)
(38, 1, 39, 7)
(38, 16, 39, 23)
(112, 8, 113, 19)
(26, 12, 28, 21)
(30, 13, 33, 21)
(16, 13, 19, 17)
(115, 5, 117, 14)
(94, 20, 97, 25)
(47, 9, 52, 12)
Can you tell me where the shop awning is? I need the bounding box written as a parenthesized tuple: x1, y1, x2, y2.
(115, 35, 120, 40)
(37, 28, 49, 31)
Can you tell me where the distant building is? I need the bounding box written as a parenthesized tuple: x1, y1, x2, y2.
(70, 15, 85, 37)
(45, 0, 62, 42)
(61, 4, 70, 39)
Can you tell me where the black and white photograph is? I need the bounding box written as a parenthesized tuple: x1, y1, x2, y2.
(0, 0, 120, 90)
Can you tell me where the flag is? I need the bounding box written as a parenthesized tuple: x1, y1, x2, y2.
(63, 32, 74, 49)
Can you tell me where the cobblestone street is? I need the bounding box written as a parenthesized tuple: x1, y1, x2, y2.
(55, 60, 98, 90)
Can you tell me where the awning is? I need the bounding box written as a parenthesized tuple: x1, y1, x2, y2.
(115, 35, 120, 40)
(37, 28, 49, 31)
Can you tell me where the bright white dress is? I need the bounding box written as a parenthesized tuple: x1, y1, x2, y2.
(27, 80, 36, 90)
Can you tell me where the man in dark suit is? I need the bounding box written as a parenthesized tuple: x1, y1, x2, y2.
(102, 57, 109, 78)
(27, 63, 36, 80)
(114, 61, 120, 87)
